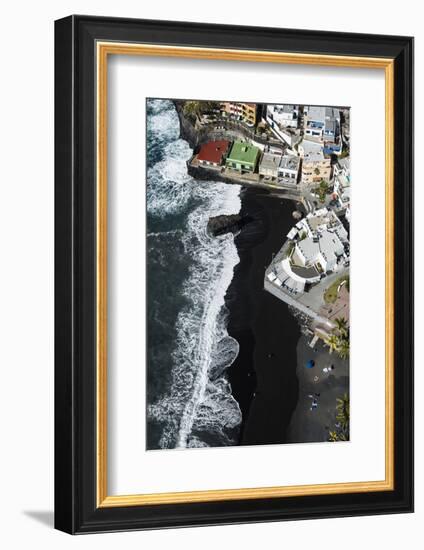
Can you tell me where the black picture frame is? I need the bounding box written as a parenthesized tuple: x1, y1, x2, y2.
(55, 15, 414, 534)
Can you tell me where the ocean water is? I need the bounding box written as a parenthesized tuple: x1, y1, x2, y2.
(146, 99, 242, 449)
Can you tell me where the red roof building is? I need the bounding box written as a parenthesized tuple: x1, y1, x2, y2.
(197, 140, 230, 166)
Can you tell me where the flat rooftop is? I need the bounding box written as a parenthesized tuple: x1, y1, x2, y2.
(306, 106, 326, 122)
(227, 141, 260, 165)
(304, 151, 325, 162)
(300, 139, 323, 155)
(197, 140, 230, 164)
(260, 152, 282, 170)
(271, 104, 298, 114)
(280, 155, 300, 170)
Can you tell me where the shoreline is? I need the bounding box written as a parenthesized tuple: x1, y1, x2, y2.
(225, 187, 301, 445)
(175, 100, 304, 445)
(174, 99, 346, 446)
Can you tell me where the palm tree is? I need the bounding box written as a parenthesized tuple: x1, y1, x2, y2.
(325, 334, 340, 354)
(184, 101, 222, 125)
(319, 179, 328, 191)
(338, 338, 350, 359)
(345, 275, 350, 292)
(202, 101, 220, 113)
(328, 430, 339, 442)
(336, 394, 350, 431)
(329, 430, 348, 442)
(183, 101, 201, 121)
(334, 317, 348, 337)
(328, 394, 350, 442)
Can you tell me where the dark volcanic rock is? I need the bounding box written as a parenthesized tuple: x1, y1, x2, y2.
(207, 214, 252, 237)
(174, 100, 198, 148)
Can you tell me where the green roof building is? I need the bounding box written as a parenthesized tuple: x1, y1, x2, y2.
(225, 141, 260, 172)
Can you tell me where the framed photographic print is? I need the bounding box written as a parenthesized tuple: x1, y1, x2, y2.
(54, 15, 414, 533)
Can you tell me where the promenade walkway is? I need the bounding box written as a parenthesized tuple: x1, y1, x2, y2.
(264, 249, 348, 329)
(188, 157, 302, 198)
(264, 279, 333, 328)
(197, 118, 286, 150)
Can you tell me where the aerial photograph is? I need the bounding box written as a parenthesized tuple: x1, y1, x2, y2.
(146, 98, 350, 450)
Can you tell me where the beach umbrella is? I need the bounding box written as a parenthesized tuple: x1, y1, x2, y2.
(306, 360, 315, 369)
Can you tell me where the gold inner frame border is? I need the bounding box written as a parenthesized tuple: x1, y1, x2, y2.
(96, 42, 394, 508)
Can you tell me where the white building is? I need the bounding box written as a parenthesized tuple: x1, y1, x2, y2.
(303, 106, 341, 152)
(303, 106, 326, 142)
(293, 208, 348, 273)
(290, 207, 348, 271)
(259, 151, 282, 179)
(267, 104, 299, 128)
(265, 104, 302, 147)
(345, 206, 351, 223)
(278, 155, 300, 185)
(266, 208, 349, 296)
(298, 207, 348, 241)
(296, 230, 344, 273)
(323, 107, 340, 144)
(333, 157, 351, 209)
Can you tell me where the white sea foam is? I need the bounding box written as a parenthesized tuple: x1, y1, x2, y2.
(146, 141, 194, 217)
(147, 98, 180, 141)
(146, 100, 243, 448)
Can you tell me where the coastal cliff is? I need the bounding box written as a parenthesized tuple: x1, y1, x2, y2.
(174, 100, 275, 152)
(174, 100, 199, 148)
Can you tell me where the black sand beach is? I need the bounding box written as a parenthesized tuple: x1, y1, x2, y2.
(226, 188, 301, 445)
(148, 100, 350, 449)
(286, 334, 349, 443)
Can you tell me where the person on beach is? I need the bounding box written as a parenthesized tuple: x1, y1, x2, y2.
(323, 365, 335, 373)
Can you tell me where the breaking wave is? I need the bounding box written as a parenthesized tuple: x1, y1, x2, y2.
(146, 99, 242, 449)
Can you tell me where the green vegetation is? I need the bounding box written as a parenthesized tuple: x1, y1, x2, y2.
(328, 430, 348, 442)
(344, 275, 350, 292)
(339, 146, 350, 159)
(334, 317, 348, 337)
(313, 179, 330, 203)
(337, 338, 350, 360)
(328, 393, 350, 442)
(257, 121, 269, 133)
(285, 241, 295, 258)
(323, 274, 349, 304)
(324, 317, 350, 360)
(183, 101, 220, 122)
(325, 333, 340, 354)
